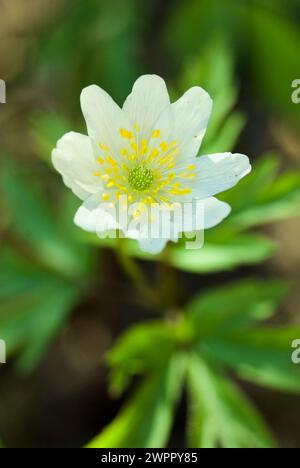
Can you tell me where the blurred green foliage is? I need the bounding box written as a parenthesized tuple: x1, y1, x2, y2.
(88, 279, 300, 448)
(1, 0, 300, 449)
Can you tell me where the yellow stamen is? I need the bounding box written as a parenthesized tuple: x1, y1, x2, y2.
(99, 143, 109, 151)
(120, 128, 133, 139)
(102, 193, 110, 201)
(152, 129, 160, 138)
(160, 142, 168, 152)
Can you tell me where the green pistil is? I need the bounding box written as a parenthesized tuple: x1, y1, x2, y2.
(128, 164, 154, 191)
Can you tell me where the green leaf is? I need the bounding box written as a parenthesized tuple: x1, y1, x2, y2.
(186, 279, 288, 338)
(87, 353, 187, 448)
(203, 112, 245, 155)
(222, 153, 300, 229)
(31, 112, 72, 165)
(0, 249, 83, 371)
(187, 354, 275, 448)
(168, 234, 276, 274)
(247, 3, 300, 126)
(179, 38, 245, 154)
(201, 327, 300, 393)
(1, 158, 93, 278)
(107, 320, 181, 396)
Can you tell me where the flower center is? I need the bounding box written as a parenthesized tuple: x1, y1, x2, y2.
(128, 164, 154, 192)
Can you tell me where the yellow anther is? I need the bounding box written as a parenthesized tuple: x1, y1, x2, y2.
(180, 188, 192, 194)
(107, 181, 115, 188)
(187, 164, 196, 170)
(134, 123, 140, 132)
(106, 156, 117, 166)
(102, 193, 110, 201)
(160, 142, 168, 152)
(93, 171, 101, 177)
(101, 174, 110, 181)
(97, 157, 105, 164)
(152, 129, 160, 138)
(99, 143, 109, 151)
(169, 188, 192, 196)
(120, 128, 133, 139)
(131, 142, 137, 152)
(121, 148, 128, 156)
(149, 148, 159, 160)
(139, 146, 149, 156)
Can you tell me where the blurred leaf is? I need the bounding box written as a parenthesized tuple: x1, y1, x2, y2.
(221, 153, 300, 229)
(187, 354, 275, 448)
(247, 3, 300, 126)
(179, 38, 245, 154)
(186, 279, 289, 338)
(0, 249, 82, 371)
(36, 0, 142, 107)
(203, 112, 245, 155)
(81, 232, 275, 274)
(202, 327, 300, 393)
(107, 320, 181, 396)
(165, 0, 242, 60)
(87, 353, 187, 448)
(167, 234, 276, 274)
(1, 158, 93, 278)
(31, 112, 72, 165)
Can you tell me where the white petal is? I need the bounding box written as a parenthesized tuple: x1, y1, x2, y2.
(74, 194, 119, 233)
(202, 197, 231, 229)
(81, 85, 132, 156)
(137, 238, 168, 255)
(52, 132, 100, 200)
(172, 86, 212, 159)
(123, 75, 172, 141)
(176, 152, 251, 200)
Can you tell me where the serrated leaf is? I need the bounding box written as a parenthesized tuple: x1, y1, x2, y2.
(107, 321, 180, 395)
(87, 353, 187, 448)
(201, 327, 300, 393)
(187, 354, 275, 448)
(221, 153, 300, 229)
(186, 279, 289, 338)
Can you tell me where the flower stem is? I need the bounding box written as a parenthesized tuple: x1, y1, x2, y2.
(115, 238, 159, 308)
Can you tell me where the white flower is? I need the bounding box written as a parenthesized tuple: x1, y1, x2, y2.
(52, 75, 251, 254)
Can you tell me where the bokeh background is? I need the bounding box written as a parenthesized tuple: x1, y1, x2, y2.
(0, 0, 300, 448)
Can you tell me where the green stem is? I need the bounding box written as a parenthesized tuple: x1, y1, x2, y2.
(115, 238, 159, 309)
